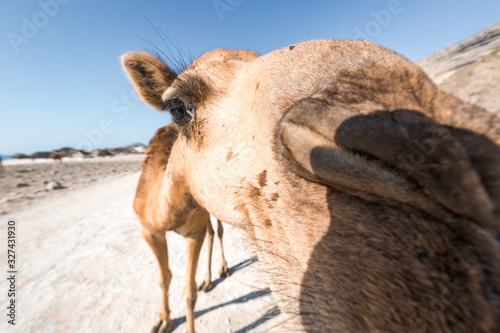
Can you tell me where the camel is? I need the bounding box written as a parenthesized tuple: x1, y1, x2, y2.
(49, 153, 63, 163)
(133, 124, 230, 333)
(122, 40, 500, 332)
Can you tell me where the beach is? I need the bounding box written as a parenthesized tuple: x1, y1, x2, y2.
(0, 155, 144, 215)
(0, 156, 280, 332)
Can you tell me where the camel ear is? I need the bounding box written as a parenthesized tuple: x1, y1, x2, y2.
(277, 99, 496, 230)
(121, 53, 177, 109)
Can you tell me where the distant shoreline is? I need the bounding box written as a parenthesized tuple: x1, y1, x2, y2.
(0, 155, 12, 161)
(2, 154, 144, 166)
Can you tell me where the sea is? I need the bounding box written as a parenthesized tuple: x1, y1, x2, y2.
(0, 155, 13, 161)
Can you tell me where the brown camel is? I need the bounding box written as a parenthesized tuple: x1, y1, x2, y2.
(122, 40, 500, 332)
(49, 153, 63, 163)
(133, 124, 230, 333)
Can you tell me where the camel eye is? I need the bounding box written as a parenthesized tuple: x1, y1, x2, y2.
(164, 98, 193, 125)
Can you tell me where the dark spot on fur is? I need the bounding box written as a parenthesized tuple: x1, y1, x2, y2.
(417, 252, 429, 265)
(252, 135, 255, 140)
(289, 45, 295, 50)
(382, 252, 394, 260)
(258, 170, 267, 187)
(275, 181, 280, 185)
(264, 219, 272, 228)
(248, 184, 262, 199)
(226, 149, 239, 162)
(481, 267, 492, 279)
(271, 193, 279, 202)
(255, 83, 260, 92)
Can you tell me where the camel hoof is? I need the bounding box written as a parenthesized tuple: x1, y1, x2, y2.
(198, 280, 214, 292)
(151, 318, 173, 333)
(219, 265, 231, 278)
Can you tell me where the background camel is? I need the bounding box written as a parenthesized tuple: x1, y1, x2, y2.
(123, 40, 500, 332)
(49, 153, 63, 163)
(133, 124, 230, 333)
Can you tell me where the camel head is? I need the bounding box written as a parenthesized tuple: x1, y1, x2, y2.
(122, 40, 500, 331)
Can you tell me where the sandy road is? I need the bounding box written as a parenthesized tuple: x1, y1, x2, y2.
(0, 172, 281, 333)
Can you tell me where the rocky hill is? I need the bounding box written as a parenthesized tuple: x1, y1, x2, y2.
(12, 144, 147, 160)
(417, 22, 500, 114)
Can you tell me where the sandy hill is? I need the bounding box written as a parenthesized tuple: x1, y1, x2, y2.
(417, 22, 500, 114)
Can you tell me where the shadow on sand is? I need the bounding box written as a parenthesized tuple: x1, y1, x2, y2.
(233, 306, 281, 333)
(171, 257, 279, 331)
(211, 256, 258, 290)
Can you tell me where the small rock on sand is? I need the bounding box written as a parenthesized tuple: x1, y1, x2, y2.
(16, 183, 30, 188)
(46, 181, 64, 190)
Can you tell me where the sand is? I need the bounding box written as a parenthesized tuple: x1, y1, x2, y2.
(0, 155, 144, 215)
(0, 156, 281, 333)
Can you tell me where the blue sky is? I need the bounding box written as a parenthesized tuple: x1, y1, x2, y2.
(1, 0, 499, 155)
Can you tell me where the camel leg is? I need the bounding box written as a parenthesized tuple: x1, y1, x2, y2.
(183, 221, 206, 333)
(142, 229, 173, 333)
(198, 218, 215, 292)
(217, 219, 231, 277)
